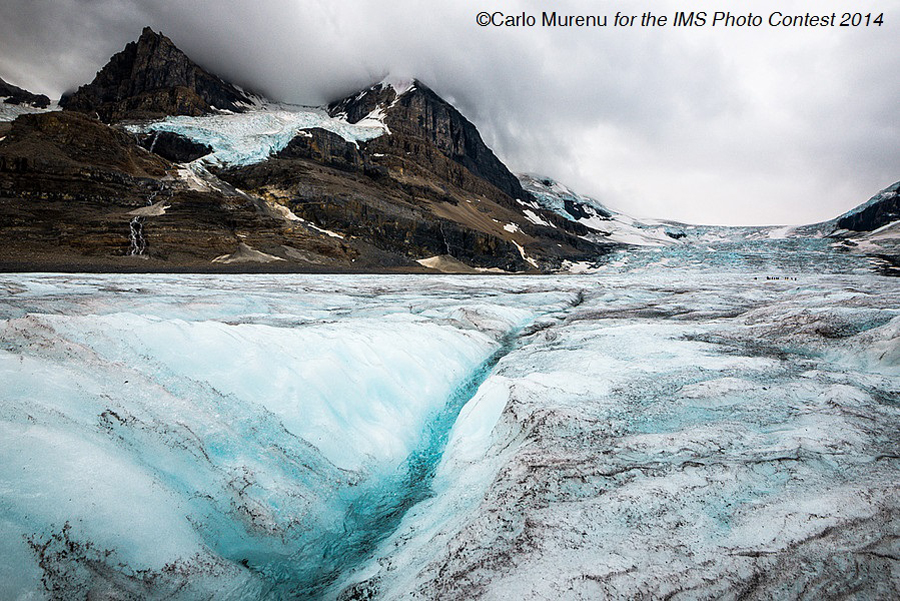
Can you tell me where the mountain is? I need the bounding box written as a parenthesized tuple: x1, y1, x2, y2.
(216, 78, 604, 271)
(0, 76, 50, 108)
(1, 28, 609, 272)
(328, 79, 527, 202)
(1, 28, 896, 274)
(518, 174, 688, 247)
(822, 181, 900, 275)
(59, 27, 257, 122)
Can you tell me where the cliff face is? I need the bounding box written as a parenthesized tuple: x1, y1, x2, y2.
(0, 111, 356, 271)
(329, 80, 529, 203)
(59, 27, 255, 122)
(836, 182, 900, 233)
(0, 77, 50, 108)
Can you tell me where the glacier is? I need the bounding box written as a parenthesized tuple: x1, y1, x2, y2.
(125, 104, 388, 167)
(1, 254, 899, 599)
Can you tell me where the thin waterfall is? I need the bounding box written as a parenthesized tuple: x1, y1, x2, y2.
(128, 216, 145, 255)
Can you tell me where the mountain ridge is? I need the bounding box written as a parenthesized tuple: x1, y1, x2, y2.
(0, 76, 50, 108)
(0, 27, 897, 274)
(59, 27, 258, 122)
(0, 27, 609, 272)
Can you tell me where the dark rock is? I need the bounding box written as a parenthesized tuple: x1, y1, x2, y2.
(328, 83, 396, 124)
(329, 80, 529, 203)
(0, 111, 357, 271)
(836, 182, 900, 232)
(137, 130, 212, 163)
(0, 76, 50, 108)
(0, 111, 168, 184)
(564, 198, 611, 221)
(59, 27, 255, 122)
(277, 128, 367, 174)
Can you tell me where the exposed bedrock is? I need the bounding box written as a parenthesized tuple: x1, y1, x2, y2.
(59, 27, 255, 122)
(837, 183, 900, 233)
(0, 76, 51, 108)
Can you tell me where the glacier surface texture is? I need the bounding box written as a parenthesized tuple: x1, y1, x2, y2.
(1, 260, 899, 599)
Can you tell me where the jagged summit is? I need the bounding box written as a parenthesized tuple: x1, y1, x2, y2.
(327, 76, 417, 123)
(59, 27, 257, 122)
(329, 78, 528, 202)
(0, 76, 50, 108)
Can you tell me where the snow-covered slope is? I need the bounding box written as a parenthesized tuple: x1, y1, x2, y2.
(519, 174, 799, 248)
(519, 174, 681, 247)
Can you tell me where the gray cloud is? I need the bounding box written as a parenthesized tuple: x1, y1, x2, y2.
(1, 0, 897, 224)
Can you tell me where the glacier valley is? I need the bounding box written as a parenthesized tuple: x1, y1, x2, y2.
(1, 249, 898, 599)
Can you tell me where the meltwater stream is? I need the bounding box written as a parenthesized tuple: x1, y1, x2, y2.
(0, 274, 586, 601)
(279, 339, 517, 600)
(5, 264, 896, 600)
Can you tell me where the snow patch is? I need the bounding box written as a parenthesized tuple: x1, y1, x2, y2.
(127, 200, 168, 217)
(212, 242, 285, 264)
(522, 209, 552, 227)
(0, 98, 59, 122)
(417, 255, 476, 273)
(512, 240, 539, 269)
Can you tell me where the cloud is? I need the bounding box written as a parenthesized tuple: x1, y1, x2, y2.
(0, 0, 897, 224)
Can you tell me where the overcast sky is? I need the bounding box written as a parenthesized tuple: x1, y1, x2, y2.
(1, 0, 897, 225)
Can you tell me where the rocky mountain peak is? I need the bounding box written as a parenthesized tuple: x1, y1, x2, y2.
(328, 78, 528, 202)
(59, 27, 256, 122)
(327, 77, 417, 124)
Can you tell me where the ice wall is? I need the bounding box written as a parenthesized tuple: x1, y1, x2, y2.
(0, 274, 576, 600)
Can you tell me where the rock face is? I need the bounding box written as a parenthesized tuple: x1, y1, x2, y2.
(836, 181, 900, 232)
(0, 111, 356, 271)
(0, 76, 50, 108)
(136, 130, 212, 163)
(59, 27, 255, 122)
(275, 128, 383, 177)
(329, 80, 528, 203)
(218, 151, 535, 272)
(221, 118, 606, 271)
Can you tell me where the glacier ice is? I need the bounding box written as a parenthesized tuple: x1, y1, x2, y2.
(0, 274, 575, 599)
(331, 269, 900, 600)
(125, 105, 387, 167)
(1, 262, 899, 600)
